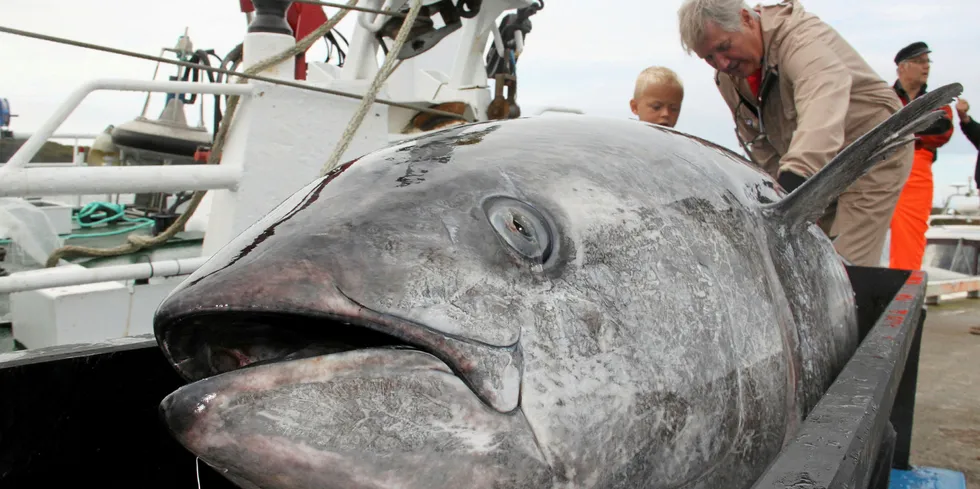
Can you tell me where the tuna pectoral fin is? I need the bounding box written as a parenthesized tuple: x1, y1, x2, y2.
(761, 82, 963, 227)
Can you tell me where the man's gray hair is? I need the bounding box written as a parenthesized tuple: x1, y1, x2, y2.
(677, 0, 753, 55)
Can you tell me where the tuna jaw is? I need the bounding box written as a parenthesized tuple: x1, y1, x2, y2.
(160, 348, 551, 489)
(156, 289, 524, 414)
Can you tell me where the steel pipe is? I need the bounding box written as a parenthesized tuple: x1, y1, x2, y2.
(0, 79, 254, 173)
(0, 165, 241, 197)
(0, 256, 211, 294)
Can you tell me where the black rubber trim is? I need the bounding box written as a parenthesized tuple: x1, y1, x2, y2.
(111, 128, 206, 157)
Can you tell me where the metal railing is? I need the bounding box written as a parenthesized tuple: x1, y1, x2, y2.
(0, 78, 254, 293)
(0, 256, 211, 295)
(0, 79, 254, 177)
(0, 165, 241, 197)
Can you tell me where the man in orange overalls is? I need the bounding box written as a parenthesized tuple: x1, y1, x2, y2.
(888, 42, 955, 271)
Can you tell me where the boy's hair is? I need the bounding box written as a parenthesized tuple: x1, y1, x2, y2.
(633, 66, 684, 99)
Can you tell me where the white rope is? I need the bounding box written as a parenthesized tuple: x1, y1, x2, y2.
(319, 0, 426, 176)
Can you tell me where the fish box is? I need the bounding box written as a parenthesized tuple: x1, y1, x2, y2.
(0, 266, 964, 489)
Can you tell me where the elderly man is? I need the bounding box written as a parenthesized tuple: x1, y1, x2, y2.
(889, 42, 954, 271)
(676, 0, 913, 267)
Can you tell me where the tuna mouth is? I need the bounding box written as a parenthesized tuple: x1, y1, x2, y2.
(156, 309, 540, 486)
(156, 305, 524, 414)
(156, 341, 550, 489)
(158, 311, 435, 383)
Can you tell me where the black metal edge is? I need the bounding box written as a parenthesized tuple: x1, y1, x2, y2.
(247, 0, 293, 35)
(869, 422, 897, 489)
(750, 269, 927, 489)
(111, 127, 206, 158)
(0, 334, 157, 369)
(889, 305, 924, 470)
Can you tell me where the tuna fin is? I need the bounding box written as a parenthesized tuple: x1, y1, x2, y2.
(761, 82, 963, 227)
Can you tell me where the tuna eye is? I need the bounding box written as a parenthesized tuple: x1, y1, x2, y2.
(485, 198, 553, 263)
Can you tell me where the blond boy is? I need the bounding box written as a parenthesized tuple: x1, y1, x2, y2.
(629, 66, 684, 128)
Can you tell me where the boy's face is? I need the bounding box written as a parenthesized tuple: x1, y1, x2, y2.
(630, 83, 683, 128)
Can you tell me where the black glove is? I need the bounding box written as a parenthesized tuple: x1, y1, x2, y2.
(778, 171, 807, 193)
(917, 108, 953, 136)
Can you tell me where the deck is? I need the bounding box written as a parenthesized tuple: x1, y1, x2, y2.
(907, 298, 980, 485)
(0, 218, 203, 349)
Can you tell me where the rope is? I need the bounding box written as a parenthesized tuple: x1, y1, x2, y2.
(0, 25, 471, 121)
(75, 202, 131, 228)
(42, 0, 362, 268)
(73, 201, 155, 230)
(321, 0, 424, 176)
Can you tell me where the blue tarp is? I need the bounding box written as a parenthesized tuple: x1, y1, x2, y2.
(890, 467, 967, 489)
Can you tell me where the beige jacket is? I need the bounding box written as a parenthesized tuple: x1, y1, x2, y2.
(716, 0, 905, 181)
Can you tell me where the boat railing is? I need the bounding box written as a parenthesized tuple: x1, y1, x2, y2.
(0, 79, 251, 197)
(0, 79, 251, 295)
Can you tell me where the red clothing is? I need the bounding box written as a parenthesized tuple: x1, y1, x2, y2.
(888, 83, 955, 271)
(890, 153, 934, 271)
(745, 6, 765, 99)
(746, 68, 763, 99)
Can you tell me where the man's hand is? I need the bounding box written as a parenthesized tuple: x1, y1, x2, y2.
(778, 171, 807, 194)
(957, 98, 970, 121)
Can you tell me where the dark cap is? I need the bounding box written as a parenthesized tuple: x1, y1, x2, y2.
(894, 42, 931, 65)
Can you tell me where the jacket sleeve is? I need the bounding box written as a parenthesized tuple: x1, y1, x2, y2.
(916, 105, 954, 151)
(776, 35, 853, 179)
(961, 117, 980, 150)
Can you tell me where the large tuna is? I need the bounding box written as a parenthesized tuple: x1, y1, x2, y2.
(153, 83, 961, 489)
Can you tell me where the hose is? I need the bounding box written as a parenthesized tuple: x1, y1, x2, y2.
(171, 48, 225, 141)
(0, 201, 155, 246)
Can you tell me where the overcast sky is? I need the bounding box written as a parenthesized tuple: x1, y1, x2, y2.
(1, 0, 978, 205)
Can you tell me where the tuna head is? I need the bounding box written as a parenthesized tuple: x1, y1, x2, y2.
(155, 116, 818, 489)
